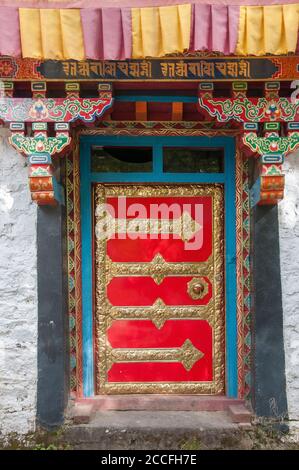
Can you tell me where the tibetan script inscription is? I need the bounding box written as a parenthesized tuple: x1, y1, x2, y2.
(35, 57, 280, 81)
(61, 59, 250, 80)
(0, 57, 290, 81)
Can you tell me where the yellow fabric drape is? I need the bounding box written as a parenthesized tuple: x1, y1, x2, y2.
(19, 8, 85, 60)
(132, 4, 191, 58)
(236, 4, 299, 56)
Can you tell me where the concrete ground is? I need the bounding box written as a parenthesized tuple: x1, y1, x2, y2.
(1, 411, 299, 450)
(65, 410, 249, 450)
(62, 411, 299, 450)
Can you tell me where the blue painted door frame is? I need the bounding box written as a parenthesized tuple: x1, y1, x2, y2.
(80, 136, 237, 398)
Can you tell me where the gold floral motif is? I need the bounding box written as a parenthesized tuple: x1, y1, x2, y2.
(180, 339, 204, 371)
(95, 184, 225, 395)
(150, 255, 167, 285)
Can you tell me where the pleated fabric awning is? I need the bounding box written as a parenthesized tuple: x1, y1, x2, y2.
(1, 1, 299, 60)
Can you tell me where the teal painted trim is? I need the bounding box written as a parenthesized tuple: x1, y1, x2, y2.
(80, 141, 94, 397)
(83, 136, 229, 147)
(91, 173, 225, 183)
(224, 138, 237, 398)
(115, 95, 197, 103)
(80, 135, 237, 398)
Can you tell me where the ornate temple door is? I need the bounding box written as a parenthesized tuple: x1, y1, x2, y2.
(94, 183, 225, 394)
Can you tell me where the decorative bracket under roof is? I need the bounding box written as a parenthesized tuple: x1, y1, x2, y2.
(198, 82, 299, 123)
(198, 82, 299, 205)
(0, 81, 113, 205)
(9, 121, 71, 205)
(242, 122, 299, 206)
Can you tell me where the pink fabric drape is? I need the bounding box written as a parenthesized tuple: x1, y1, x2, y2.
(192, 4, 240, 54)
(0, 7, 21, 57)
(0, 1, 298, 7)
(81, 8, 131, 60)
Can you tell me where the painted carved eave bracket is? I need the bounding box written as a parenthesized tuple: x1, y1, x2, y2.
(0, 81, 113, 206)
(198, 82, 299, 123)
(198, 82, 299, 206)
(0, 82, 114, 123)
(241, 122, 299, 206)
(9, 122, 71, 205)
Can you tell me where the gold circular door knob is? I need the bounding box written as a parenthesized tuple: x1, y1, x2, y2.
(192, 282, 205, 296)
(187, 277, 209, 300)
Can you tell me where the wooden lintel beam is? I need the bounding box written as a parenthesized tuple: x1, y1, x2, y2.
(172, 102, 183, 121)
(135, 101, 147, 121)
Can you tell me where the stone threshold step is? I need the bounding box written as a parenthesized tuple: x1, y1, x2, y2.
(74, 395, 246, 412)
(69, 396, 252, 425)
(65, 410, 250, 450)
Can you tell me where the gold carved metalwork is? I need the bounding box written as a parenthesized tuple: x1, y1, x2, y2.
(66, 125, 248, 398)
(187, 277, 209, 300)
(95, 210, 201, 242)
(106, 252, 213, 285)
(108, 299, 213, 330)
(80, 122, 241, 137)
(106, 339, 204, 372)
(95, 184, 225, 394)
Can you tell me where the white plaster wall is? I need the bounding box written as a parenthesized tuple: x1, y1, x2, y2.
(0, 131, 37, 436)
(279, 150, 299, 427)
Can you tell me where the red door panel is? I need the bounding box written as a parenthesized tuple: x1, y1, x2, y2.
(106, 196, 212, 262)
(108, 320, 212, 382)
(107, 276, 212, 306)
(95, 184, 224, 394)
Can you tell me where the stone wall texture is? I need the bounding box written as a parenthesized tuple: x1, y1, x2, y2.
(279, 151, 299, 426)
(0, 133, 37, 436)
